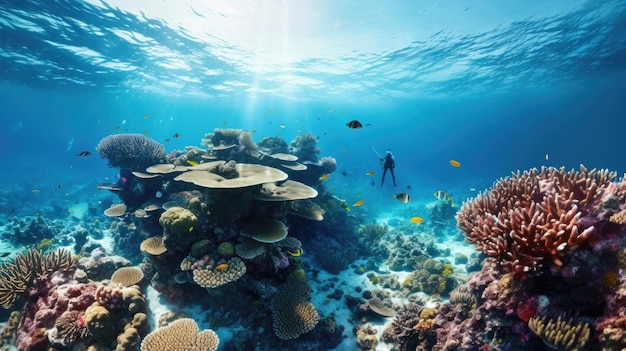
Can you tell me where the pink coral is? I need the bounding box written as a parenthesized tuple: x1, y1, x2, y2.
(456, 165, 615, 274)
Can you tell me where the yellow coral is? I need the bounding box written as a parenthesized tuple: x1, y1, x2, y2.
(442, 264, 453, 278)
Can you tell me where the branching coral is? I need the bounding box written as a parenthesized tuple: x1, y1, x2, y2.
(528, 315, 590, 350)
(96, 133, 166, 171)
(456, 165, 615, 274)
(0, 248, 75, 308)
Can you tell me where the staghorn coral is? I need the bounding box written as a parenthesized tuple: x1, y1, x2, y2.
(140, 318, 219, 351)
(528, 315, 590, 350)
(96, 133, 166, 171)
(0, 248, 75, 309)
(456, 165, 615, 274)
(270, 278, 319, 340)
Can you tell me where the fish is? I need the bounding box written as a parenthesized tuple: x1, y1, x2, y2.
(142, 131, 150, 135)
(365, 171, 375, 176)
(407, 185, 413, 190)
(223, 121, 228, 125)
(77, 151, 92, 157)
(297, 129, 303, 133)
(352, 200, 365, 207)
(143, 114, 151, 119)
(346, 120, 363, 129)
(319, 174, 330, 181)
(393, 193, 411, 203)
(58, 184, 63, 188)
(164, 139, 171, 143)
(268, 109, 273, 114)
(215, 263, 229, 271)
(188, 226, 194, 232)
(0, 252, 10, 257)
(286, 248, 304, 257)
(173, 133, 180, 138)
(279, 124, 286, 129)
(114, 126, 121, 130)
(434, 190, 453, 202)
(67, 209, 75, 213)
(328, 109, 334, 113)
(32, 189, 40, 193)
(469, 187, 476, 192)
(545, 153, 549, 161)
(251, 130, 257, 134)
(410, 216, 424, 224)
(96, 184, 124, 191)
(449, 159, 461, 167)
(186, 160, 199, 167)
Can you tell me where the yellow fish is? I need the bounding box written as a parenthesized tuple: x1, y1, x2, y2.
(352, 200, 365, 207)
(545, 153, 549, 161)
(215, 263, 229, 271)
(319, 174, 330, 181)
(328, 109, 334, 113)
(410, 216, 424, 224)
(449, 159, 461, 167)
(287, 248, 304, 257)
(186, 160, 199, 167)
(143, 113, 151, 119)
(142, 130, 150, 135)
(434, 190, 452, 202)
(32, 189, 40, 193)
(365, 171, 375, 176)
(68, 209, 75, 213)
(188, 226, 194, 232)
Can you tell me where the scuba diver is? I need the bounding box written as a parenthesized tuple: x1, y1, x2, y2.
(380, 149, 397, 187)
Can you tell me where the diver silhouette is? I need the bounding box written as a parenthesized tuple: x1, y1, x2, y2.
(380, 149, 397, 187)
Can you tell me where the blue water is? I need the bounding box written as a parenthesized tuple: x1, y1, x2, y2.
(1, 0, 626, 349)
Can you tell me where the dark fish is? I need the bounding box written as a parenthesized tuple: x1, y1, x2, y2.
(346, 120, 363, 129)
(173, 133, 180, 138)
(393, 193, 412, 203)
(0, 252, 10, 257)
(58, 184, 63, 188)
(77, 151, 91, 157)
(407, 185, 412, 190)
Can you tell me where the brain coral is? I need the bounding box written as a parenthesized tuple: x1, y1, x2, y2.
(140, 318, 219, 351)
(270, 278, 319, 340)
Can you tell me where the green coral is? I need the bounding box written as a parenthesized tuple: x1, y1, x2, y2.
(454, 253, 468, 264)
(217, 242, 235, 259)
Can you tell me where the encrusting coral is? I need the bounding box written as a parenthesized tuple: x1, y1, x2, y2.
(456, 165, 615, 274)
